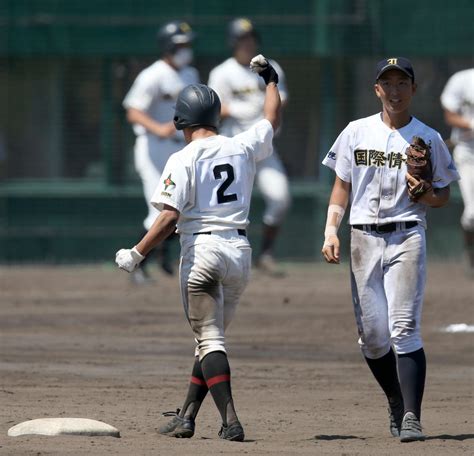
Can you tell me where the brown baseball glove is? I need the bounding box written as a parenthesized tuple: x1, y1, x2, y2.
(405, 136, 433, 201)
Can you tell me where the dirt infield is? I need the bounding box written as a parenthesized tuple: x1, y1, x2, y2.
(1, 262, 473, 455)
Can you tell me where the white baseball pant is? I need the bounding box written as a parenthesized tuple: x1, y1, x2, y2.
(134, 134, 185, 230)
(179, 231, 252, 360)
(256, 152, 291, 227)
(453, 144, 474, 231)
(350, 225, 426, 359)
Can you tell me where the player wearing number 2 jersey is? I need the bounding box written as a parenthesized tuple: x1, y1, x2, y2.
(115, 55, 281, 442)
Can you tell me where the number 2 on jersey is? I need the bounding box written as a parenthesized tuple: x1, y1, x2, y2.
(213, 164, 238, 204)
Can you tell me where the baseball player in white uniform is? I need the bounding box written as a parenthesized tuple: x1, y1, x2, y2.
(116, 55, 281, 441)
(123, 20, 199, 282)
(441, 68, 474, 274)
(321, 57, 459, 442)
(208, 18, 290, 275)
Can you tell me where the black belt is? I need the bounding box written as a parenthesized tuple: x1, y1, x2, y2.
(193, 229, 247, 236)
(352, 221, 418, 233)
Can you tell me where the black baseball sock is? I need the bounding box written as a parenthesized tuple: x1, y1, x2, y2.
(179, 357, 209, 420)
(398, 348, 426, 419)
(260, 223, 279, 256)
(365, 347, 403, 407)
(200, 351, 238, 426)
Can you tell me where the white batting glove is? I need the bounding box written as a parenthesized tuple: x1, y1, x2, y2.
(115, 247, 145, 273)
(250, 54, 279, 85)
(250, 54, 268, 73)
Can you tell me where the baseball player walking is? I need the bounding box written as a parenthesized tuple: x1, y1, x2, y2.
(116, 55, 281, 441)
(123, 21, 199, 283)
(441, 68, 474, 275)
(321, 58, 459, 442)
(208, 18, 291, 275)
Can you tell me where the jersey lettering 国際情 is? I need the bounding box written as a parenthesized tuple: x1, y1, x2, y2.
(322, 113, 459, 227)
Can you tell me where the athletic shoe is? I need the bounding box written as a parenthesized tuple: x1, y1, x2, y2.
(400, 412, 425, 442)
(218, 420, 245, 441)
(158, 409, 195, 438)
(160, 260, 175, 276)
(130, 267, 155, 286)
(388, 401, 404, 437)
(256, 253, 286, 277)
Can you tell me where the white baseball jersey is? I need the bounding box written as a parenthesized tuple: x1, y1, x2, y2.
(123, 59, 199, 137)
(150, 119, 274, 234)
(322, 113, 460, 228)
(208, 58, 291, 227)
(441, 69, 474, 231)
(123, 59, 199, 230)
(440, 68, 474, 147)
(208, 57, 288, 136)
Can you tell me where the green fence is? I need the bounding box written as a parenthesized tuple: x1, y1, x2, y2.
(0, 0, 471, 262)
(0, 1, 472, 56)
(0, 181, 464, 263)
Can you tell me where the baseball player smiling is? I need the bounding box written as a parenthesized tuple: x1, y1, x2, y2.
(116, 55, 281, 441)
(321, 57, 459, 442)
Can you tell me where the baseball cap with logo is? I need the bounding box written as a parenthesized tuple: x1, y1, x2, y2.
(375, 57, 415, 82)
(157, 21, 195, 54)
(228, 17, 259, 47)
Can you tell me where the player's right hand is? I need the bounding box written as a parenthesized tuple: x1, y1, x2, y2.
(250, 54, 279, 85)
(115, 247, 145, 273)
(321, 235, 340, 264)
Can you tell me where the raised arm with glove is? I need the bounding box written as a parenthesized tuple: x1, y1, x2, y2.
(249, 54, 281, 130)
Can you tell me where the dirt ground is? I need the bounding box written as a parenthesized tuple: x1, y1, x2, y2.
(0, 261, 473, 456)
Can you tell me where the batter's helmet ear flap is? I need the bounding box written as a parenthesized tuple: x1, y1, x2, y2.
(228, 17, 259, 48)
(174, 84, 221, 131)
(157, 20, 196, 55)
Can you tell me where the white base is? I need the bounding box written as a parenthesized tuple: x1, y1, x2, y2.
(442, 323, 474, 333)
(8, 418, 120, 438)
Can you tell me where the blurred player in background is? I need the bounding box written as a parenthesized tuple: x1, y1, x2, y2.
(208, 18, 290, 275)
(123, 21, 199, 284)
(441, 68, 474, 275)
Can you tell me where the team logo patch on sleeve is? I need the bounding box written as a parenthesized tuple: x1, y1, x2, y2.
(163, 174, 176, 191)
(327, 151, 336, 160)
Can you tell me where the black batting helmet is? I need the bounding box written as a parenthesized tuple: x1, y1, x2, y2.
(173, 84, 221, 131)
(228, 17, 259, 47)
(157, 21, 195, 54)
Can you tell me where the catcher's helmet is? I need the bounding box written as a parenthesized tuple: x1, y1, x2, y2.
(174, 84, 221, 130)
(228, 17, 259, 47)
(157, 21, 195, 54)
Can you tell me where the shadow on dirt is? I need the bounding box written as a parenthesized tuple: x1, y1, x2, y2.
(313, 435, 366, 441)
(426, 434, 474, 441)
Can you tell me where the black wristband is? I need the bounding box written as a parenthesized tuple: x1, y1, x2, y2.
(260, 65, 279, 85)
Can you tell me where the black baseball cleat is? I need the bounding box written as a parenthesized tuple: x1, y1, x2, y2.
(218, 420, 245, 441)
(400, 412, 425, 442)
(130, 267, 155, 286)
(158, 409, 195, 438)
(388, 401, 404, 437)
(160, 259, 175, 276)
